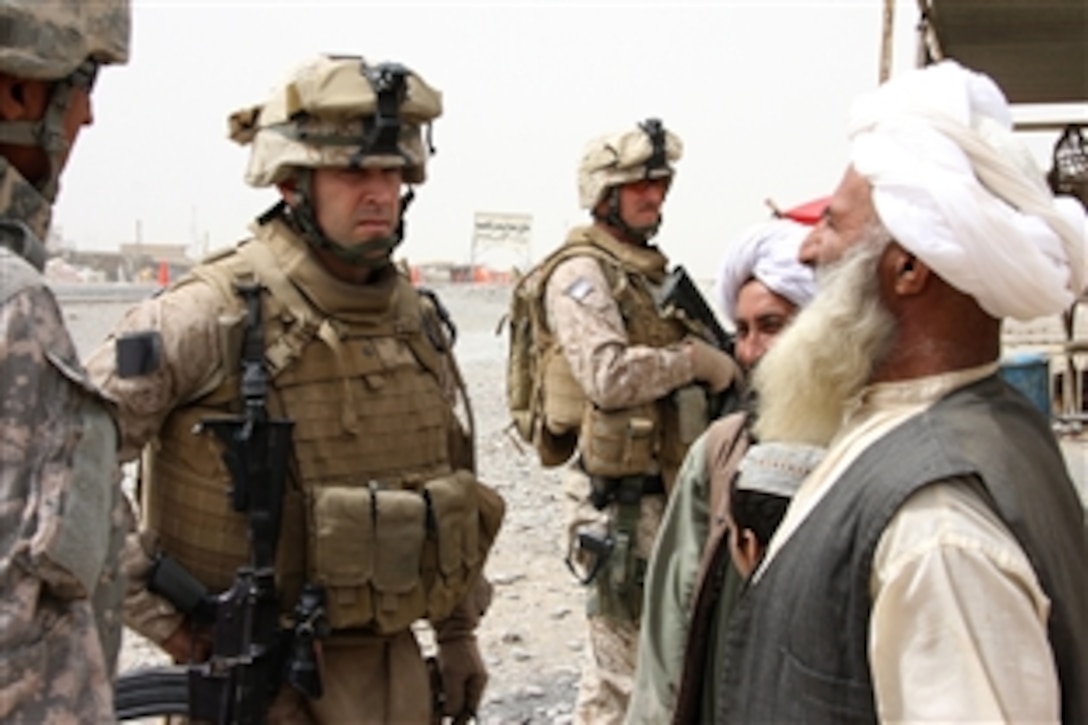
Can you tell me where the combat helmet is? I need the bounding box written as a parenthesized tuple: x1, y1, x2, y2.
(578, 118, 682, 240)
(229, 54, 442, 267)
(0, 0, 130, 200)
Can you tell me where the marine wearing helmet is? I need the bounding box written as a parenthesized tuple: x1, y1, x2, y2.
(578, 118, 683, 241)
(86, 52, 503, 724)
(229, 54, 441, 267)
(505, 117, 737, 723)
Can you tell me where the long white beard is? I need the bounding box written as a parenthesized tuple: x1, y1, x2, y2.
(753, 230, 897, 446)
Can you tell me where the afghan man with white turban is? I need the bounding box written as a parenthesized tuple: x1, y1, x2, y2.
(628, 215, 819, 724)
(714, 218, 818, 370)
(718, 60, 1088, 724)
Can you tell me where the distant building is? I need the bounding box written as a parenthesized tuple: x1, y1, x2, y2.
(118, 242, 194, 283)
(57, 242, 194, 283)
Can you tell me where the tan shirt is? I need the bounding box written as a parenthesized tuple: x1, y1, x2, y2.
(760, 363, 1059, 723)
(544, 254, 694, 409)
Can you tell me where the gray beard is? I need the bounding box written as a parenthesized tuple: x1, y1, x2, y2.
(752, 229, 898, 446)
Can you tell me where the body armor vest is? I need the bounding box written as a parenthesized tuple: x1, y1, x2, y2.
(143, 219, 501, 632)
(536, 226, 696, 485)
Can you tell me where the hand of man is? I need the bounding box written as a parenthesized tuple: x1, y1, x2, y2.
(437, 635, 487, 721)
(686, 337, 740, 393)
(160, 620, 213, 664)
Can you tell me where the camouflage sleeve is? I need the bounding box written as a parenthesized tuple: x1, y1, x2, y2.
(544, 255, 695, 410)
(0, 285, 104, 596)
(84, 278, 231, 462)
(82, 279, 232, 643)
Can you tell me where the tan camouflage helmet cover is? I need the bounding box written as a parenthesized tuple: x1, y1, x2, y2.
(0, 0, 130, 79)
(578, 119, 682, 209)
(229, 54, 442, 187)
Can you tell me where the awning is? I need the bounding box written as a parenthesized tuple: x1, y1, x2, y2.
(918, 0, 1086, 106)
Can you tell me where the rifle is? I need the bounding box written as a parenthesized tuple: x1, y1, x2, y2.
(655, 266, 740, 418)
(655, 265, 734, 355)
(115, 282, 324, 723)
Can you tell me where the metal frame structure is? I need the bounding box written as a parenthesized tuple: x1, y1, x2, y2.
(881, 0, 1087, 130)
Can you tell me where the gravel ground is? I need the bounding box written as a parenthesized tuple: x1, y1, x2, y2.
(61, 281, 585, 724)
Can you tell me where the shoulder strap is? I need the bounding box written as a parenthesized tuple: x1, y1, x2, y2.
(235, 240, 324, 378)
(401, 280, 451, 387)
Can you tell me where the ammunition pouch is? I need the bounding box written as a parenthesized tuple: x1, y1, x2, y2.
(531, 348, 583, 468)
(578, 404, 658, 478)
(541, 348, 586, 434)
(310, 470, 503, 633)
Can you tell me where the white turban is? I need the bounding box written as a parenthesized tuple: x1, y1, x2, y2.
(715, 218, 817, 324)
(848, 60, 1087, 321)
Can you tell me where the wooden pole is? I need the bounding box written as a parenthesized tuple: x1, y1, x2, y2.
(880, 0, 896, 83)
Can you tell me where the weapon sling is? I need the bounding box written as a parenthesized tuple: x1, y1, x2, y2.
(115, 281, 308, 723)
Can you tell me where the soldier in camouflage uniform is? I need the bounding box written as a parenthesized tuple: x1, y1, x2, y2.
(527, 120, 738, 723)
(86, 54, 504, 724)
(0, 1, 131, 722)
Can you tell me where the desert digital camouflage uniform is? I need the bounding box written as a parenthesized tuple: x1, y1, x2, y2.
(0, 2, 129, 722)
(87, 55, 503, 724)
(547, 243, 691, 724)
(530, 121, 732, 724)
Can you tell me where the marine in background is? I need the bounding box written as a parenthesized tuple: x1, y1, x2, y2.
(507, 119, 740, 723)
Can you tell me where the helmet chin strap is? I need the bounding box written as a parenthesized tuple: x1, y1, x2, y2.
(0, 60, 97, 202)
(595, 186, 662, 243)
(287, 169, 414, 269)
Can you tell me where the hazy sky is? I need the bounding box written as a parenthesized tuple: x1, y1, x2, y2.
(50, 0, 1074, 276)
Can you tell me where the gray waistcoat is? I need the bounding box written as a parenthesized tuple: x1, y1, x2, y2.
(717, 374, 1088, 723)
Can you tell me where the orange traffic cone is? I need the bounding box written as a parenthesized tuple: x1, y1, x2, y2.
(158, 261, 170, 287)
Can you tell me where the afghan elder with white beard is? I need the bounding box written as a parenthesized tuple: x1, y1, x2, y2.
(719, 60, 1088, 724)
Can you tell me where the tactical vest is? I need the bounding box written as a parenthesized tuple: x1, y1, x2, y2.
(527, 225, 700, 485)
(718, 375, 1088, 723)
(142, 219, 503, 634)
